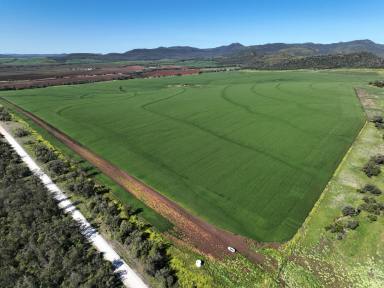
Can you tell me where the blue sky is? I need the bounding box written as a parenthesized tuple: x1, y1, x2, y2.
(1, 0, 384, 53)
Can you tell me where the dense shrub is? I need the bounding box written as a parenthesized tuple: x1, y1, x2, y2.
(375, 122, 384, 129)
(325, 222, 345, 233)
(372, 154, 384, 165)
(342, 205, 359, 216)
(34, 144, 58, 163)
(371, 115, 384, 124)
(123, 204, 139, 217)
(119, 220, 137, 241)
(68, 177, 96, 197)
(48, 159, 70, 175)
(370, 80, 384, 88)
(358, 196, 384, 215)
(95, 184, 110, 194)
(3, 163, 32, 185)
(358, 184, 382, 195)
(107, 202, 120, 216)
(24, 139, 35, 145)
(105, 214, 122, 231)
(367, 214, 378, 222)
(0, 106, 11, 121)
(14, 127, 30, 137)
(346, 220, 359, 230)
(362, 160, 381, 177)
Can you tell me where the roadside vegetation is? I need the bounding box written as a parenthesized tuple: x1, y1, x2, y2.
(14, 123, 178, 288)
(0, 134, 122, 288)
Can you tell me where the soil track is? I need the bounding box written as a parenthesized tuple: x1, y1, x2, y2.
(1, 97, 277, 272)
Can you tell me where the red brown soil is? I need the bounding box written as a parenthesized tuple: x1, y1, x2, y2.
(142, 68, 200, 78)
(2, 98, 278, 272)
(0, 66, 200, 90)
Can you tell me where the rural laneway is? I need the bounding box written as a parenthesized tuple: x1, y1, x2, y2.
(0, 124, 149, 288)
(1, 98, 276, 271)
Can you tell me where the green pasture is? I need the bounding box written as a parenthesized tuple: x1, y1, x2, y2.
(0, 70, 374, 241)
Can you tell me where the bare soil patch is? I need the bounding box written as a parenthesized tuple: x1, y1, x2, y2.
(0, 66, 200, 90)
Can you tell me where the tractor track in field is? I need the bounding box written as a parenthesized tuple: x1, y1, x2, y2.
(56, 91, 141, 116)
(141, 85, 305, 175)
(1, 97, 279, 273)
(223, 84, 317, 137)
(221, 84, 319, 142)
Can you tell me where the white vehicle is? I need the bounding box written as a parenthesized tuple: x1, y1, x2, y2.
(195, 259, 203, 268)
(227, 246, 236, 253)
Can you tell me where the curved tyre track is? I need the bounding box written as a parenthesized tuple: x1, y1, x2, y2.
(1, 97, 277, 272)
(56, 92, 141, 116)
(141, 87, 306, 174)
(221, 84, 318, 137)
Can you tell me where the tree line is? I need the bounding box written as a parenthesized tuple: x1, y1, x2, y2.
(221, 52, 384, 70)
(0, 135, 122, 287)
(9, 112, 178, 287)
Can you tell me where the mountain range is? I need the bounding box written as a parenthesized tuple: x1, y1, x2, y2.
(2, 40, 384, 69)
(46, 40, 384, 63)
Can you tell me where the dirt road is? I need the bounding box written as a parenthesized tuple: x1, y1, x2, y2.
(1, 97, 277, 271)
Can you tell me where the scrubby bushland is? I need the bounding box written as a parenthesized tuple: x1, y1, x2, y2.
(0, 137, 122, 288)
(357, 184, 382, 195)
(362, 154, 384, 177)
(358, 196, 384, 215)
(0, 106, 11, 121)
(225, 52, 384, 70)
(28, 133, 178, 287)
(86, 194, 178, 287)
(325, 206, 362, 240)
(327, 194, 384, 239)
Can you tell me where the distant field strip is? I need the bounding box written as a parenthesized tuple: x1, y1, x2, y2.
(0, 70, 372, 241)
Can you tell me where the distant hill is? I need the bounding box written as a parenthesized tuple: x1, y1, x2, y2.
(50, 43, 246, 62)
(235, 40, 384, 58)
(276, 52, 384, 69)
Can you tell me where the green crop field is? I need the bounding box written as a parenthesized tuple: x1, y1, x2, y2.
(0, 70, 374, 242)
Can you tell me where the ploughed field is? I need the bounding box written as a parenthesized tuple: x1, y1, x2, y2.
(1, 70, 371, 241)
